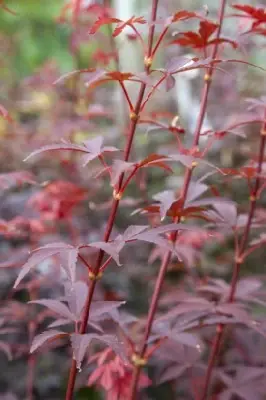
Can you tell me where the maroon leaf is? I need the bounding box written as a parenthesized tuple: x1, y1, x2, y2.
(236, 278, 262, 298)
(216, 303, 250, 323)
(71, 333, 126, 369)
(220, 366, 266, 400)
(110, 159, 134, 187)
(71, 333, 97, 369)
(64, 281, 88, 319)
(29, 299, 75, 321)
(137, 154, 173, 173)
(122, 225, 149, 241)
(30, 330, 68, 353)
(81, 136, 118, 166)
(88, 239, 125, 265)
(185, 182, 208, 203)
(48, 318, 72, 328)
(90, 300, 126, 319)
(156, 364, 189, 385)
(165, 74, 176, 91)
(166, 56, 205, 74)
(60, 248, 79, 283)
(24, 136, 118, 167)
(14, 243, 78, 288)
(211, 200, 238, 226)
(85, 71, 136, 90)
(153, 190, 176, 220)
(171, 332, 203, 350)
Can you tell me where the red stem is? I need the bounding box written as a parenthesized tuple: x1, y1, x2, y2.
(119, 81, 134, 111)
(120, 165, 139, 193)
(200, 119, 266, 400)
(27, 354, 35, 400)
(64, 1, 159, 398)
(151, 27, 169, 58)
(128, 0, 228, 398)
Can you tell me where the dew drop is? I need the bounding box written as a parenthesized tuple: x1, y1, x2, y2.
(196, 344, 202, 352)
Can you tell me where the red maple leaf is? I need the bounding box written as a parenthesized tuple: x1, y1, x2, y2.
(171, 20, 237, 49)
(231, 4, 266, 30)
(89, 15, 146, 37)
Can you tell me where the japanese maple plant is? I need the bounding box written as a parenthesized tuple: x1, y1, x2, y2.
(2, 0, 266, 399)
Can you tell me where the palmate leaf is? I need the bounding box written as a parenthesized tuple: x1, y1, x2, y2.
(29, 299, 75, 321)
(137, 154, 173, 173)
(122, 225, 148, 241)
(231, 4, 266, 30)
(89, 15, 146, 37)
(84, 224, 202, 268)
(30, 330, 68, 353)
(163, 56, 266, 78)
(220, 366, 266, 400)
(111, 154, 172, 187)
(64, 281, 88, 318)
(110, 160, 134, 187)
(88, 239, 126, 266)
(211, 199, 238, 226)
(171, 10, 198, 23)
(153, 190, 176, 220)
(71, 333, 126, 369)
(14, 243, 79, 288)
(170, 19, 238, 49)
(199, 277, 264, 305)
(24, 136, 118, 166)
(156, 364, 189, 385)
(89, 300, 126, 320)
(185, 181, 209, 203)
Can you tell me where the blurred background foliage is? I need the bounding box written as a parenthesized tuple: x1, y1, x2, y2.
(0, 0, 74, 78)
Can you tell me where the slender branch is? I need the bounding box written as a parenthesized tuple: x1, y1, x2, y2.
(27, 320, 36, 400)
(119, 81, 134, 111)
(64, 2, 160, 398)
(200, 118, 266, 400)
(128, 0, 228, 398)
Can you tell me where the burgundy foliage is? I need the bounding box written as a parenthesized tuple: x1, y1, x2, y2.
(1, 0, 266, 399)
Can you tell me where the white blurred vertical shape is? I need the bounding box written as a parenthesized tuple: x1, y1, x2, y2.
(174, 58, 212, 139)
(113, 0, 142, 111)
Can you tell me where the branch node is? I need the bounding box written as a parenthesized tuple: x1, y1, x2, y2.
(131, 353, 147, 367)
(113, 189, 122, 200)
(249, 194, 257, 202)
(88, 271, 103, 281)
(130, 111, 139, 121)
(235, 255, 243, 264)
(204, 74, 212, 82)
(144, 56, 152, 68)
